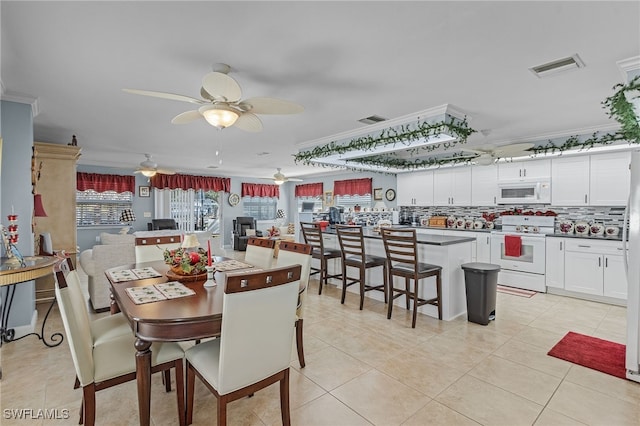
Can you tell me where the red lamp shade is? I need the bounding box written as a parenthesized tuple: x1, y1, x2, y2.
(34, 194, 48, 217)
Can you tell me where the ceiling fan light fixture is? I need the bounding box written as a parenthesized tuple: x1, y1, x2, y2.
(141, 170, 156, 177)
(199, 105, 239, 129)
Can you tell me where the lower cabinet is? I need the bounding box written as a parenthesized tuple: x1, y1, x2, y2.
(563, 239, 626, 300)
(545, 238, 565, 289)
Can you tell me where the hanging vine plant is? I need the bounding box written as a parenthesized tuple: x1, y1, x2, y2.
(293, 117, 476, 166)
(532, 75, 640, 156)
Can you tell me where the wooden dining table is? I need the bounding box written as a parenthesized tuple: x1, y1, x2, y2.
(106, 257, 232, 426)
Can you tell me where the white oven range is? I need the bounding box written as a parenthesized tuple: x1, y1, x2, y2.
(490, 216, 555, 292)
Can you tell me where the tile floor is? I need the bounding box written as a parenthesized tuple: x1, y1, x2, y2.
(1, 265, 639, 426)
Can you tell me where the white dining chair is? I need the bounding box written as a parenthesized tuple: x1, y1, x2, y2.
(53, 263, 186, 426)
(185, 264, 302, 426)
(275, 241, 313, 368)
(244, 236, 276, 268)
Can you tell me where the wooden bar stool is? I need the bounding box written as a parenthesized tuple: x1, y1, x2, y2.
(300, 222, 342, 295)
(335, 225, 388, 310)
(381, 228, 442, 328)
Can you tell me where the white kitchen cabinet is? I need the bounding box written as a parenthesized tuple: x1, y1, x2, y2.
(545, 238, 565, 289)
(589, 151, 631, 206)
(564, 239, 626, 300)
(498, 159, 551, 181)
(474, 232, 491, 263)
(471, 165, 498, 206)
(396, 170, 434, 206)
(551, 156, 590, 205)
(433, 167, 471, 206)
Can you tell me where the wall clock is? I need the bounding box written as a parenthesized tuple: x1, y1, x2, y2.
(228, 193, 240, 206)
(385, 188, 396, 201)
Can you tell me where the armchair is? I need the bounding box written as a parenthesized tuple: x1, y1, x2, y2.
(232, 217, 258, 251)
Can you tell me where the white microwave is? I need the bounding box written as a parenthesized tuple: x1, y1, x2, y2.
(497, 179, 551, 204)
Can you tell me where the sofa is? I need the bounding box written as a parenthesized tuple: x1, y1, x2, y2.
(79, 232, 136, 312)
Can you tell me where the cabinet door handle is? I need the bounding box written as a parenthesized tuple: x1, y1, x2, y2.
(578, 244, 591, 248)
(605, 257, 608, 268)
(598, 257, 601, 267)
(560, 242, 563, 250)
(494, 196, 496, 204)
(519, 169, 522, 177)
(486, 236, 489, 244)
(584, 194, 587, 204)
(523, 169, 527, 177)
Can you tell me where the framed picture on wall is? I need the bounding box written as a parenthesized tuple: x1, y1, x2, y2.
(323, 190, 334, 207)
(373, 187, 383, 200)
(139, 186, 150, 197)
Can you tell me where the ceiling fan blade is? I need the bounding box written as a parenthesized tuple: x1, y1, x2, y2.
(200, 86, 215, 101)
(171, 110, 203, 124)
(202, 72, 242, 102)
(156, 168, 176, 175)
(240, 97, 304, 115)
(493, 142, 534, 155)
(122, 89, 204, 104)
(234, 112, 263, 132)
(287, 178, 304, 182)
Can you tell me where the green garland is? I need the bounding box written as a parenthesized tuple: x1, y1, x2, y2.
(293, 117, 476, 166)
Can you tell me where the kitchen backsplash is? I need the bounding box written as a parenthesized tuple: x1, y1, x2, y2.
(399, 205, 627, 232)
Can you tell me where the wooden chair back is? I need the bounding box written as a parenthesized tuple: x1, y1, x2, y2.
(299, 222, 323, 252)
(381, 228, 419, 270)
(335, 225, 366, 263)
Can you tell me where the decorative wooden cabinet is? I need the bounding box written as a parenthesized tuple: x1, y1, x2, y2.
(33, 141, 81, 301)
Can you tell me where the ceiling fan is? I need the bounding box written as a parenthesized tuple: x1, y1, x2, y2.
(269, 168, 303, 185)
(134, 154, 176, 177)
(123, 63, 304, 132)
(459, 142, 535, 165)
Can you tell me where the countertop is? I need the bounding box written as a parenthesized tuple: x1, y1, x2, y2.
(323, 227, 475, 246)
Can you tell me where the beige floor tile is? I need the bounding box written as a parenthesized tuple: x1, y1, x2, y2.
(534, 408, 587, 426)
(435, 375, 543, 426)
(546, 381, 640, 425)
(290, 394, 372, 426)
(331, 370, 430, 426)
(492, 338, 572, 378)
(414, 334, 493, 371)
(468, 355, 562, 405)
(564, 365, 640, 406)
(511, 325, 569, 350)
(298, 346, 371, 391)
(402, 400, 480, 426)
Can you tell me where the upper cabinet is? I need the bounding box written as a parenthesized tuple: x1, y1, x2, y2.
(551, 151, 630, 206)
(433, 167, 471, 206)
(589, 152, 630, 206)
(498, 159, 551, 181)
(551, 156, 590, 205)
(471, 165, 498, 206)
(397, 170, 434, 206)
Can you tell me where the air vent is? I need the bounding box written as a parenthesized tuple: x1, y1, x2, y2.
(530, 54, 585, 78)
(206, 165, 219, 169)
(358, 115, 387, 125)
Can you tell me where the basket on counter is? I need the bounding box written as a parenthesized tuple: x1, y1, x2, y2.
(428, 216, 448, 228)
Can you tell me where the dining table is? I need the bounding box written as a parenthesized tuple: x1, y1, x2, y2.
(106, 257, 264, 426)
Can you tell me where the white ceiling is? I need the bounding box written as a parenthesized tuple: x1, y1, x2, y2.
(2, 1, 639, 181)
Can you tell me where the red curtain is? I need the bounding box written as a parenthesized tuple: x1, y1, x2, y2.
(333, 178, 372, 196)
(150, 174, 230, 192)
(77, 172, 135, 193)
(241, 183, 280, 198)
(295, 183, 323, 197)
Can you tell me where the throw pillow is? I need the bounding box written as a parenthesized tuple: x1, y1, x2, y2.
(287, 223, 295, 235)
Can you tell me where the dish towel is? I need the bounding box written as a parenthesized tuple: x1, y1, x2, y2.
(504, 235, 522, 257)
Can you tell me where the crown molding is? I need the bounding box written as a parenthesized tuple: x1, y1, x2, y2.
(0, 81, 40, 117)
(617, 56, 640, 81)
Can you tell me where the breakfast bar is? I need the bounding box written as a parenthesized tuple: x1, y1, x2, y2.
(324, 227, 474, 321)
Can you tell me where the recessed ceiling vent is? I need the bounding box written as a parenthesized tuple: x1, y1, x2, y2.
(529, 54, 585, 78)
(358, 115, 387, 125)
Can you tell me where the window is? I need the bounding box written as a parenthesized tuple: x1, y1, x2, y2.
(296, 197, 322, 212)
(76, 190, 133, 226)
(335, 194, 372, 210)
(157, 189, 220, 233)
(243, 196, 277, 220)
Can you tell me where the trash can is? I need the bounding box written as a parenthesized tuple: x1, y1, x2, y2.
(461, 262, 500, 325)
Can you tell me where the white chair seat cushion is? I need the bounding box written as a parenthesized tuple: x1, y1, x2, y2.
(93, 334, 184, 383)
(185, 338, 221, 391)
(90, 313, 132, 347)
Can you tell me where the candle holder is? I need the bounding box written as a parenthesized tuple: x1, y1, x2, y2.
(203, 266, 217, 288)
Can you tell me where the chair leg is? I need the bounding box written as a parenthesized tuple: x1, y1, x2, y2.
(295, 318, 306, 368)
(217, 394, 229, 426)
(280, 369, 291, 426)
(382, 263, 389, 304)
(387, 272, 394, 320)
(436, 272, 443, 320)
(174, 362, 186, 426)
(186, 361, 196, 425)
(78, 398, 83, 425)
(405, 277, 411, 309)
(163, 369, 172, 392)
(340, 262, 348, 304)
(318, 258, 325, 295)
(82, 385, 96, 426)
(359, 266, 365, 310)
(412, 279, 419, 329)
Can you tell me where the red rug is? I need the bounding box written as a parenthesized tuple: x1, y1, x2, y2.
(548, 332, 627, 379)
(497, 285, 536, 298)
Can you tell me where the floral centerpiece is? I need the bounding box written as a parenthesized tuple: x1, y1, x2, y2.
(266, 226, 280, 237)
(163, 247, 208, 275)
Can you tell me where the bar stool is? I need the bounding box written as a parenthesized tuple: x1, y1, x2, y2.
(381, 227, 442, 328)
(335, 225, 388, 310)
(300, 222, 342, 295)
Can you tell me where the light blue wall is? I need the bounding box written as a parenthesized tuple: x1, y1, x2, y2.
(1, 100, 37, 329)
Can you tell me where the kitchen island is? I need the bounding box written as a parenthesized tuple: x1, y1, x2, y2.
(323, 227, 474, 321)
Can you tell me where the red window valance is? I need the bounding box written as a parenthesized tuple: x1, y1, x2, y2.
(77, 172, 135, 193)
(333, 178, 372, 196)
(295, 183, 323, 197)
(150, 174, 230, 192)
(241, 183, 280, 198)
